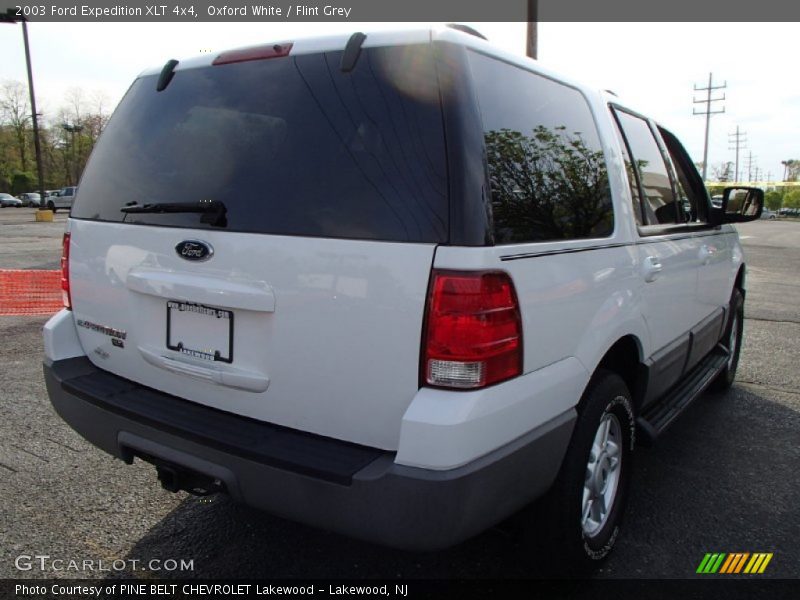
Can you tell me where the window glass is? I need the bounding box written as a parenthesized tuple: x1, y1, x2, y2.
(659, 127, 709, 224)
(614, 110, 678, 226)
(72, 45, 447, 243)
(467, 51, 614, 244)
(611, 115, 643, 225)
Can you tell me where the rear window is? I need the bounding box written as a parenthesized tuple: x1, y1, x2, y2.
(72, 44, 447, 243)
(466, 51, 614, 244)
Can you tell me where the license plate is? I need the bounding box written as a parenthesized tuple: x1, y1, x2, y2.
(166, 301, 233, 363)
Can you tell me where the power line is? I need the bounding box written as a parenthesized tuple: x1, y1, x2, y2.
(693, 72, 726, 182)
(728, 125, 747, 183)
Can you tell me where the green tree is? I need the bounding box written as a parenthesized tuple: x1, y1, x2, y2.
(0, 80, 112, 192)
(783, 189, 800, 209)
(10, 171, 35, 195)
(764, 190, 784, 211)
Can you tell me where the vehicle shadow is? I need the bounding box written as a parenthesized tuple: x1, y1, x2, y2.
(107, 481, 561, 579)
(110, 384, 799, 579)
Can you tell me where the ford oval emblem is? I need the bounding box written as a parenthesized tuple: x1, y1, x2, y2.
(175, 240, 213, 262)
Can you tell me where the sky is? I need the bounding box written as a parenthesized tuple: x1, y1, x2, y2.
(1, 22, 798, 183)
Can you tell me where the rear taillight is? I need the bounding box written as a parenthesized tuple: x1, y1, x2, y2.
(61, 232, 71, 309)
(422, 270, 522, 389)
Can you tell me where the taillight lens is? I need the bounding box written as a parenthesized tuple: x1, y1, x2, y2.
(422, 270, 522, 389)
(212, 42, 293, 65)
(61, 232, 71, 309)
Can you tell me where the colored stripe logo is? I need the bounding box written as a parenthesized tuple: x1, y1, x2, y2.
(697, 552, 773, 574)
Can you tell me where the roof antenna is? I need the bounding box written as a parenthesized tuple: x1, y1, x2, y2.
(156, 59, 179, 92)
(340, 32, 367, 73)
(445, 24, 488, 41)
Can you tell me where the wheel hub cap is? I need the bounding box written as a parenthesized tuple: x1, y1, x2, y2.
(582, 410, 623, 537)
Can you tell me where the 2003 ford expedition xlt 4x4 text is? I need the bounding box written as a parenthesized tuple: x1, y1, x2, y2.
(43, 26, 764, 567)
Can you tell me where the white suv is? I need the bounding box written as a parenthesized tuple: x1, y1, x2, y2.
(46, 186, 77, 212)
(43, 27, 763, 567)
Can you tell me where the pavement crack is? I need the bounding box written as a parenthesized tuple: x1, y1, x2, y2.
(738, 381, 800, 397)
(744, 317, 800, 325)
(10, 444, 50, 463)
(44, 436, 83, 453)
(0, 461, 17, 473)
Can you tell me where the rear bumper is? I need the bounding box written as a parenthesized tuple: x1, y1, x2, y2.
(45, 357, 575, 551)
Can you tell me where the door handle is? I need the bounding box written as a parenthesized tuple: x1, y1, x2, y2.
(643, 256, 663, 283)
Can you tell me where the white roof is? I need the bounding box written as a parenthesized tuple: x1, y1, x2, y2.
(137, 26, 637, 113)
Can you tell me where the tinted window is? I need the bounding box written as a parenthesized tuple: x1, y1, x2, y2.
(72, 45, 447, 243)
(659, 127, 709, 224)
(467, 52, 614, 244)
(614, 110, 677, 226)
(611, 115, 643, 226)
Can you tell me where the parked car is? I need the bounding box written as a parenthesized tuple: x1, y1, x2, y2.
(0, 193, 23, 207)
(760, 209, 777, 219)
(45, 186, 77, 212)
(42, 27, 763, 569)
(18, 192, 41, 207)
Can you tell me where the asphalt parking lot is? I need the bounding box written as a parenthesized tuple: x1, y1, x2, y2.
(0, 208, 798, 580)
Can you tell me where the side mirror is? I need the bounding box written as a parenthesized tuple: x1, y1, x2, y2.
(718, 187, 763, 223)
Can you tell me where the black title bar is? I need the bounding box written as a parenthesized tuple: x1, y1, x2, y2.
(2, 0, 800, 22)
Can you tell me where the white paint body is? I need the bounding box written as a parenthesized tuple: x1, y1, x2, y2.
(44, 26, 746, 471)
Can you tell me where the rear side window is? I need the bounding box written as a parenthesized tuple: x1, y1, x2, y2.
(466, 51, 614, 244)
(72, 45, 447, 243)
(613, 110, 678, 226)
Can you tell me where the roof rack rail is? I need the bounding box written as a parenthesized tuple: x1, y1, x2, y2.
(445, 24, 488, 41)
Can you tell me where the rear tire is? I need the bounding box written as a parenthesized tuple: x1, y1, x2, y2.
(540, 370, 635, 572)
(709, 288, 744, 392)
(47, 201, 56, 212)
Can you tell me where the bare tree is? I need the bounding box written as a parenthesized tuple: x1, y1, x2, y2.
(711, 161, 734, 182)
(57, 87, 111, 183)
(0, 80, 31, 172)
(84, 89, 111, 149)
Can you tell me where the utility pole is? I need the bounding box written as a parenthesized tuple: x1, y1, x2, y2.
(1, 10, 46, 204)
(728, 125, 747, 184)
(693, 72, 726, 182)
(526, 0, 538, 59)
(744, 151, 757, 183)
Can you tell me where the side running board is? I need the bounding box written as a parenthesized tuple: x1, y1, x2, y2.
(636, 344, 730, 445)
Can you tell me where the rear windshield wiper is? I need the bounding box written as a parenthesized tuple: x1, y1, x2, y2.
(121, 200, 227, 226)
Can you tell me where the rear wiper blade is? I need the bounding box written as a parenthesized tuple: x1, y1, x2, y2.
(121, 200, 227, 226)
